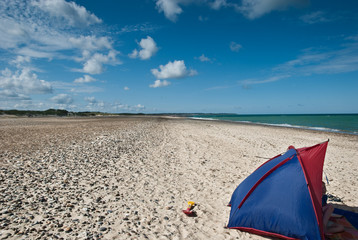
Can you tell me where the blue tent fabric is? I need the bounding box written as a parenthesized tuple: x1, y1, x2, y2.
(229, 148, 296, 210)
(228, 148, 322, 240)
(333, 208, 358, 229)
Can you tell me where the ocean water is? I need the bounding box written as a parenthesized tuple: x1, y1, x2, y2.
(189, 114, 358, 135)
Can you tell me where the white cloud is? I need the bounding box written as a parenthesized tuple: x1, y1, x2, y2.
(230, 41, 242, 52)
(155, 0, 183, 22)
(0, 67, 52, 95)
(300, 11, 330, 24)
(32, 0, 102, 27)
(124, 86, 130, 91)
(129, 36, 158, 60)
(0, 0, 118, 77)
(210, 0, 228, 10)
(197, 54, 211, 62)
(153, 0, 309, 21)
(0, 100, 46, 111)
(0, 1, 79, 55)
(119, 22, 160, 34)
(0, 89, 31, 100)
(346, 35, 358, 41)
(52, 81, 102, 93)
(81, 50, 119, 75)
(238, 0, 309, 19)
(74, 75, 96, 83)
(11, 56, 31, 67)
(69, 36, 112, 51)
(51, 93, 74, 104)
(82, 98, 145, 113)
(70, 86, 102, 93)
(274, 43, 358, 75)
(198, 15, 208, 21)
(85, 96, 97, 104)
(71, 38, 120, 75)
(17, 48, 56, 59)
(0, 15, 29, 49)
(151, 60, 197, 79)
(239, 75, 290, 88)
(134, 104, 145, 111)
(150, 80, 171, 88)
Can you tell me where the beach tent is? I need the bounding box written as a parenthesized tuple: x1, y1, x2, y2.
(228, 141, 329, 240)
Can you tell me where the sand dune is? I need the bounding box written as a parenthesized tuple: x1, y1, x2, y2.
(0, 116, 357, 239)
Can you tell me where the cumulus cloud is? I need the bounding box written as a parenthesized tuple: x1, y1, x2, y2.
(51, 93, 74, 104)
(71, 37, 120, 75)
(196, 54, 211, 62)
(84, 96, 107, 111)
(210, 0, 228, 10)
(80, 50, 118, 75)
(74, 75, 96, 83)
(0, 67, 52, 95)
(230, 41, 242, 52)
(129, 36, 158, 60)
(156, 0, 183, 22)
(11, 56, 31, 67)
(32, 0, 102, 27)
(134, 104, 145, 110)
(154, 0, 309, 21)
(149, 80, 171, 88)
(151, 60, 197, 79)
(85, 96, 97, 104)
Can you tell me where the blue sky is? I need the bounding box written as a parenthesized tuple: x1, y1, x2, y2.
(0, 0, 357, 114)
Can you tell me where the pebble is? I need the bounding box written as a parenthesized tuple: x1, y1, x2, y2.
(0, 118, 188, 239)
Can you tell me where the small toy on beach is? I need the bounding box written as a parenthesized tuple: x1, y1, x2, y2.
(183, 201, 196, 216)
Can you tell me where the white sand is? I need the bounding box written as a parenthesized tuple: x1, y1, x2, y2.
(0, 116, 357, 239)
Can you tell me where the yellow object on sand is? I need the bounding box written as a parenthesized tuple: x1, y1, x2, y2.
(188, 201, 195, 208)
(183, 201, 197, 216)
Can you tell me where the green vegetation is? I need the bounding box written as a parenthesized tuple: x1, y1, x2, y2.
(0, 109, 69, 117)
(0, 109, 152, 117)
(0, 109, 233, 117)
(0, 109, 114, 117)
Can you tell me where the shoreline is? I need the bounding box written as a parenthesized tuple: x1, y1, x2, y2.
(2, 113, 356, 136)
(188, 116, 358, 136)
(0, 116, 357, 239)
(2, 113, 355, 137)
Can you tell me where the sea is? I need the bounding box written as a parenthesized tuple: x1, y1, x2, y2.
(189, 114, 358, 135)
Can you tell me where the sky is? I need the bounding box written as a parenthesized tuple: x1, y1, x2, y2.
(0, 0, 357, 114)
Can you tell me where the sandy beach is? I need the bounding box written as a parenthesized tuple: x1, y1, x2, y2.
(0, 116, 357, 240)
